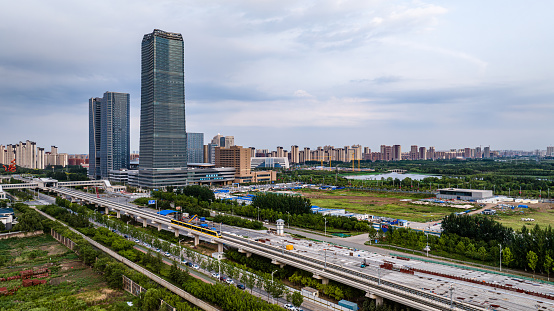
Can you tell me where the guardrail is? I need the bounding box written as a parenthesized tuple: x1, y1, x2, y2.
(222, 234, 486, 311)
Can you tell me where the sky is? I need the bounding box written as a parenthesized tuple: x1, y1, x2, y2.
(1, 0, 553, 154)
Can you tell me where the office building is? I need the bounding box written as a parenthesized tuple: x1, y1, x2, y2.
(483, 146, 491, 158)
(89, 92, 130, 179)
(137, 29, 188, 188)
(187, 133, 204, 163)
(548, 146, 554, 157)
(215, 146, 277, 183)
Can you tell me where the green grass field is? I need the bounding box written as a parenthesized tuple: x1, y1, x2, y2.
(0, 234, 137, 311)
(494, 207, 554, 230)
(298, 188, 431, 200)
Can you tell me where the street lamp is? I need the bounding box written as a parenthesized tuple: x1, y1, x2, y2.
(257, 207, 260, 222)
(271, 270, 278, 304)
(324, 217, 327, 237)
(286, 212, 290, 229)
(449, 285, 454, 310)
(499, 244, 503, 272)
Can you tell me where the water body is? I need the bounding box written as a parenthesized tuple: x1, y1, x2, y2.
(344, 172, 441, 181)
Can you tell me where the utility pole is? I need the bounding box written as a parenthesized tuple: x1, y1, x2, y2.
(449, 285, 454, 310)
(324, 217, 327, 237)
(499, 244, 503, 272)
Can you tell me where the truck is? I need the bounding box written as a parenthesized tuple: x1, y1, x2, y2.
(338, 300, 359, 311)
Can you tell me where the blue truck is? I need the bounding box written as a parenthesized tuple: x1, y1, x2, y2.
(338, 300, 358, 311)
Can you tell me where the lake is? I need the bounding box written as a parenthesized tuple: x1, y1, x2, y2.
(343, 172, 441, 181)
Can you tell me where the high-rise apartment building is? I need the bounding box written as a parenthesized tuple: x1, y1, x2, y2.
(88, 92, 130, 179)
(137, 29, 187, 187)
(215, 146, 250, 176)
(187, 133, 204, 164)
(428, 147, 435, 160)
(290, 145, 299, 164)
(547, 146, 554, 157)
(392, 145, 401, 161)
(410, 145, 418, 160)
(419, 147, 427, 160)
(483, 146, 491, 158)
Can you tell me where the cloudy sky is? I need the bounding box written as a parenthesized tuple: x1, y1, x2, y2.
(1, 0, 553, 154)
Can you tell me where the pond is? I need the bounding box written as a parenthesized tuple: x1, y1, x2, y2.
(343, 172, 441, 181)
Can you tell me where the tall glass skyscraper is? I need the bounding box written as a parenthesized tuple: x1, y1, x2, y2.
(89, 92, 130, 180)
(187, 132, 204, 163)
(138, 29, 188, 187)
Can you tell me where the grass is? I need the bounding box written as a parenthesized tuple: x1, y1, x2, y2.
(0, 234, 138, 311)
(298, 188, 431, 200)
(494, 207, 554, 230)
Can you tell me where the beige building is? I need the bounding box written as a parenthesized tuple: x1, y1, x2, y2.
(290, 145, 299, 164)
(215, 145, 276, 184)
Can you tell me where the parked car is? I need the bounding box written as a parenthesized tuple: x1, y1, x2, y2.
(219, 276, 227, 282)
(164, 252, 171, 257)
(192, 264, 199, 270)
(236, 284, 245, 290)
(134, 239, 140, 243)
(211, 272, 220, 278)
(284, 304, 296, 311)
(155, 248, 161, 253)
(186, 262, 193, 267)
(225, 278, 234, 285)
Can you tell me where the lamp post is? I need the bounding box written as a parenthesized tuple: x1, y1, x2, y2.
(324, 248, 327, 268)
(324, 217, 327, 237)
(449, 285, 454, 310)
(257, 207, 260, 222)
(499, 244, 503, 272)
(286, 212, 290, 228)
(271, 270, 278, 304)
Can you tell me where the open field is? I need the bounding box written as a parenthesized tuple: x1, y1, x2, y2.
(493, 204, 554, 230)
(0, 234, 137, 311)
(297, 189, 464, 222)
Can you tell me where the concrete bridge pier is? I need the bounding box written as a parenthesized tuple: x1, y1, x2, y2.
(313, 274, 329, 285)
(105, 207, 109, 215)
(366, 292, 384, 306)
(238, 248, 252, 257)
(116, 210, 121, 218)
(271, 259, 286, 268)
(217, 242, 223, 253)
(193, 234, 200, 247)
(174, 228, 180, 238)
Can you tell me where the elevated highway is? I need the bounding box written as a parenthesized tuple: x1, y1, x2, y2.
(46, 186, 496, 311)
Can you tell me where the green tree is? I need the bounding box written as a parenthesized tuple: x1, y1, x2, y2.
(142, 288, 162, 311)
(527, 250, 538, 277)
(367, 226, 377, 244)
(477, 246, 487, 261)
(455, 241, 466, 255)
(502, 247, 514, 267)
(544, 254, 553, 281)
(290, 291, 303, 308)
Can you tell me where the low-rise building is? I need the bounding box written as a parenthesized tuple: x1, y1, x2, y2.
(0, 207, 14, 230)
(436, 188, 493, 201)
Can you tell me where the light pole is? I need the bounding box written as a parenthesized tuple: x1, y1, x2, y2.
(499, 244, 503, 272)
(324, 248, 327, 268)
(449, 285, 454, 310)
(257, 207, 260, 222)
(324, 217, 327, 237)
(271, 270, 278, 304)
(286, 212, 290, 228)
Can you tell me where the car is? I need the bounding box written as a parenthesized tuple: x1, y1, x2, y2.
(192, 264, 199, 270)
(123, 235, 128, 239)
(182, 260, 188, 265)
(155, 248, 161, 252)
(283, 304, 296, 311)
(236, 284, 245, 290)
(219, 276, 227, 282)
(186, 262, 193, 267)
(134, 239, 140, 243)
(164, 252, 171, 257)
(225, 278, 234, 285)
(211, 272, 220, 278)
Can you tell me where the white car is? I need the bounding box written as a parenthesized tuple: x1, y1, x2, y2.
(134, 239, 140, 243)
(284, 304, 296, 311)
(211, 272, 220, 278)
(225, 278, 234, 285)
(192, 264, 199, 270)
(164, 252, 171, 257)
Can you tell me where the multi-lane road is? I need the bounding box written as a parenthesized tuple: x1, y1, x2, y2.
(43, 187, 554, 311)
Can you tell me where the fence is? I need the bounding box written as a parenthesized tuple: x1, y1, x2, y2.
(122, 275, 177, 311)
(0, 230, 43, 240)
(51, 229, 76, 251)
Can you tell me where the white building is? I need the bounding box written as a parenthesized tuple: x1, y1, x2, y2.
(250, 157, 289, 169)
(436, 188, 493, 201)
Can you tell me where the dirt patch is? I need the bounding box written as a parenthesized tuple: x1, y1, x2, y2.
(302, 192, 404, 206)
(73, 288, 116, 303)
(40, 244, 68, 256)
(60, 260, 86, 271)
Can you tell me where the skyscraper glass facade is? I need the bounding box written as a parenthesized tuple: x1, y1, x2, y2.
(187, 132, 204, 163)
(89, 92, 130, 180)
(138, 29, 188, 187)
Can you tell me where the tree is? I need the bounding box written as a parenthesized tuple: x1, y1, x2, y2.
(289, 291, 303, 308)
(368, 226, 377, 244)
(527, 250, 538, 277)
(502, 247, 514, 267)
(544, 254, 553, 281)
(477, 246, 487, 262)
(142, 288, 162, 311)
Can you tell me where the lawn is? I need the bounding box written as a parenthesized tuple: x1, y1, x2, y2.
(494, 207, 554, 230)
(0, 234, 138, 311)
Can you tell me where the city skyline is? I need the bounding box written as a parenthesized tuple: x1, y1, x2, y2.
(1, 1, 554, 153)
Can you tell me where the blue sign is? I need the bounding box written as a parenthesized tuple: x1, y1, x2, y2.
(148, 200, 156, 205)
